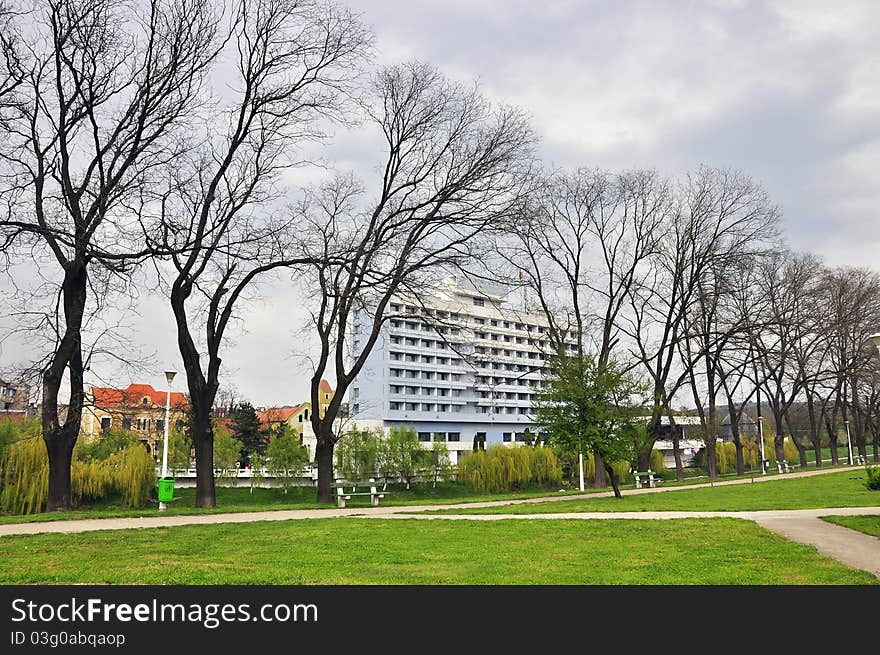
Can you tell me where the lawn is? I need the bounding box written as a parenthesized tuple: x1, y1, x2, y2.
(427, 470, 880, 514)
(822, 515, 880, 538)
(0, 482, 596, 525)
(0, 517, 874, 584)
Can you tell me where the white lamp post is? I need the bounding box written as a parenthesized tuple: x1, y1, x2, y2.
(757, 415, 766, 475)
(844, 419, 854, 467)
(159, 370, 177, 511)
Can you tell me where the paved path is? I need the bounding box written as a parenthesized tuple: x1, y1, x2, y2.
(0, 463, 858, 537)
(2, 464, 878, 579)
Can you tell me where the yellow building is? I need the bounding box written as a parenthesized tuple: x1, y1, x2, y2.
(80, 383, 189, 455)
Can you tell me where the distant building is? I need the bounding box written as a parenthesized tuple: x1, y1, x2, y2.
(80, 384, 189, 455)
(348, 276, 577, 463)
(720, 413, 759, 441)
(0, 378, 30, 411)
(641, 416, 704, 468)
(257, 379, 336, 460)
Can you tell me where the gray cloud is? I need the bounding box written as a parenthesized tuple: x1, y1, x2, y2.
(3, 0, 878, 405)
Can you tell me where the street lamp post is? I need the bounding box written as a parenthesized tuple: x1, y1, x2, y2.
(757, 415, 766, 475)
(844, 419, 854, 467)
(159, 370, 177, 511)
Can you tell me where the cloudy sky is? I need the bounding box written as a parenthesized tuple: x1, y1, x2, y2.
(3, 0, 879, 407)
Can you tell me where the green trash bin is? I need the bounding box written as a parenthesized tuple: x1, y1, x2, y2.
(157, 477, 175, 503)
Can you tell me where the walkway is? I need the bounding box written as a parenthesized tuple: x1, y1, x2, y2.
(2, 465, 878, 579)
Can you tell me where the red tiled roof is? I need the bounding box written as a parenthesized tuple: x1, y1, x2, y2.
(92, 384, 188, 410)
(318, 379, 334, 395)
(258, 405, 302, 429)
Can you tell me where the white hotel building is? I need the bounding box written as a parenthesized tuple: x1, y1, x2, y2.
(348, 277, 578, 462)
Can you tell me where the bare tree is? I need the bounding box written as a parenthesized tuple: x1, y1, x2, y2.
(0, 0, 222, 510)
(151, 0, 370, 507)
(504, 168, 667, 485)
(626, 167, 779, 479)
(294, 61, 535, 503)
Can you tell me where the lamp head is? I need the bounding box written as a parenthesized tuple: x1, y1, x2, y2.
(164, 370, 177, 386)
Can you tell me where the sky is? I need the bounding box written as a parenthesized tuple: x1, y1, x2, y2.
(2, 0, 879, 407)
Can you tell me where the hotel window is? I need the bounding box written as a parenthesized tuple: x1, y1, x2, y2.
(502, 432, 512, 442)
(447, 432, 460, 442)
(474, 317, 485, 325)
(100, 417, 111, 431)
(390, 402, 402, 410)
(433, 432, 446, 442)
(418, 432, 431, 442)
(473, 297, 485, 306)
(156, 419, 164, 432)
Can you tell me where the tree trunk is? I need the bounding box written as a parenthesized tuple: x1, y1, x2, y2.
(605, 462, 622, 499)
(872, 428, 879, 463)
(806, 395, 822, 467)
(42, 262, 89, 511)
(593, 449, 606, 488)
(732, 433, 744, 476)
(671, 429, 684, 482)
(315, 438, 335, 504)
(44, 433, 76, 511)
(825, 414, 839, 465)
(705, 439, 717, 479)
(192, 414, 216, 508)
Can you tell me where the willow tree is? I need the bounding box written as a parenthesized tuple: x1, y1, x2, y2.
(0, 0, 223, 510)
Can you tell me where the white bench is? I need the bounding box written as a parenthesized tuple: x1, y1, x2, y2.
(633, 470, 661, 489)
(334, 478, 386, 508)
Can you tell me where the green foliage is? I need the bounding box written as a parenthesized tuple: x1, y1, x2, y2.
(167, 430, 192, 474)
(230, 402, 267, 462)
(75, 429, 139, 462)
(425, 440, 454, 487)
(535, 354, 645, 478)
(335, 426, 381, 480)
(1, 437, 155, 514)
(266, 425, 309, 494)
(213, 426, 243, 478)
(108, 446, 155, 507)
(650, 449, 666, 473)
(384, 426, 422, 488)
(0, 438, 47, 514)
(248, 454, 266, 494)
(865, 465, 880, 491)
(457, 445, 561, 493)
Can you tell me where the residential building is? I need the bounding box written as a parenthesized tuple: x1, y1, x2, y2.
(257, 379, 336, 460)
(0, 378, 29, 411)
(348, 277, 579, 463)
(80, 383, 189, 455)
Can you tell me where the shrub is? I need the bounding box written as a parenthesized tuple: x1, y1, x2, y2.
(865, 465, 880, 491)
(336, 427, 381, 480)
(458, 445, 561, 493)
(1, 437, 155, 514)
(650, 449, 666, 473)
(266, 427, 309, 494)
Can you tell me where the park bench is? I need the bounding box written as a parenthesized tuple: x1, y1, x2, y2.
(333, 478, 386, 508)
(633, 470, 662, 489)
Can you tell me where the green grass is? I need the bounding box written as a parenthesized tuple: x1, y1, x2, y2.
(822, 515, 880, 538)
(0, 482, 595, 525)
(0, 517, 873, 584)
(428, 470, 880, 514)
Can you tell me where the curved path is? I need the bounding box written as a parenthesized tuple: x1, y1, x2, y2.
(2, 465, 878, 579)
